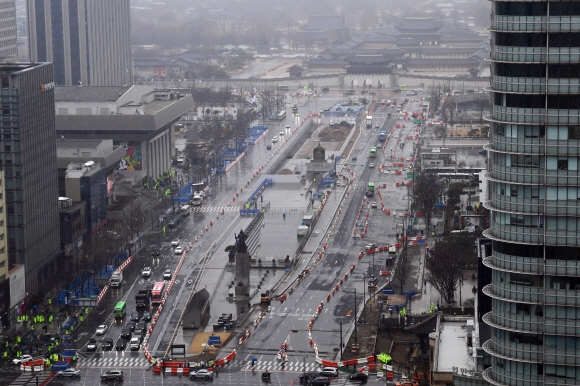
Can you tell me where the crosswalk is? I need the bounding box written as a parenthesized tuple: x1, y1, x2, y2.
(223, 359, 320, 372)
(191, 205, 239, 213)
(75, 356, 149, 368)
(10, 372, 53, 385)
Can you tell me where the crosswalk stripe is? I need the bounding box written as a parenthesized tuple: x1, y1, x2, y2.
(191, 206, 239, 213)
(76, 357, 149, 368)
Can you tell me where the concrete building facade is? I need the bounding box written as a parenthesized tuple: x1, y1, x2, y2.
(0, 63, 61, 297)
(0, 169, 9, 328)
(482, 2, 580, 385)
(0, 0, 16, 60)
(27, 0, 132, 86)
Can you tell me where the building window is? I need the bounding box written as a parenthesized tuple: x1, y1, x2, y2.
(76, 108, 92, 115)
(58, 108, 68, 115)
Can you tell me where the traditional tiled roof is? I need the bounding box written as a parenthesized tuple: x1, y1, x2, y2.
(395, 17, 443, 32)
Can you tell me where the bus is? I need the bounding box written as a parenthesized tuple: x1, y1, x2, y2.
(370, 147, 377, 158)
(379, 131, 387, 141)
(277, 111, 286, 120)
(368, 182, 375, 193)
(114, 301, 126, 318)
(151, 281, 166, 305)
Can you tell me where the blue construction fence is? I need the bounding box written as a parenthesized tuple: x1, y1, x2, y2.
(174, 183, 194, 204)
(55, 253, 129, 305)
(248, 125, 268, 142)
(214, 126, 271, 173)
(240, 178, 273, 215)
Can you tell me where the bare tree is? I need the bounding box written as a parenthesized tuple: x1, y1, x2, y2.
(426, 236, 475, 306)
(473, 97, 490, 126)
(444, 183, 464, 232)
(411, 172, 443, 237)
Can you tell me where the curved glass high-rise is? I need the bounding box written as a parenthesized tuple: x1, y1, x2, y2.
(483, 1, 580, 385)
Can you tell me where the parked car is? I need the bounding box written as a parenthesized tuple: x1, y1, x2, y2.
(101, 338, 114, 351)
(100, 370, 123, 381)
(56, 368, 81, 378)
(95, 324, 108, 335)
(163, 269, 172, 280)
(189, 369, 214, 380)
(87, 338, 98, 352)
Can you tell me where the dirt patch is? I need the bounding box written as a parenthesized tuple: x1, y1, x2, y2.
(278, 169, 294, 175)
(317, 125, 351, 142)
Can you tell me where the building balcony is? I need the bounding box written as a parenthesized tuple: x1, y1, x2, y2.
(483, 338, 543, 363)
(482, 366, 544, 386)
(486, 194, 543, 216)
(491, 15, 547, 32)
(492, 16, 580, 33)
(482, 252, 543, 275)
(492, 76, 545, 93)
(488, 165, 544, 185)
(488, 106, 546, 124)
(483, 311, 543, 334)
(491, 46, 546, 63)
(546, 139, 580, 156)
(545, 201, 580, 217)
(488, 136, 544, 154)
(547, 47, 580, 63)
(482, 283, 543, 304)
(545, 287, 580, 306)
(545, 259, 580, 277)
(486, 223, 544, 244)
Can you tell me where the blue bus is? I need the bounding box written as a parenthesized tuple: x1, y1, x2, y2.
(379, 131, 387, 141)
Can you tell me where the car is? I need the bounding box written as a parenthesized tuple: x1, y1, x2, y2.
(366, 244, 378, 251)
(189, 369, 214, 380)
(369, 163, 375, 168)
(151, 248, 160, 257)
(141, 267, 152, 278)
(95, 324, 108, 335)
(309, 377, 331, 385)
(352, 155, 358, 160)
(101, 338, 114, 351)
(163, 269, 172, 280)
(142, 311, 151, 322)
(175, 246, 183, 254)
(12, 355, 33, 365)
(330, 120, 335, 125)
(136, 320, 147, 335)
(129, 312, 140, 323)
(266, 144, 272, 150)
(171, 238, 180, 246)
(100, 370, 123, 381)
(285, 124, 291, 129)
(120, 326, 132, 340)
(299, 371, 320, 384)
(365, 190, 374, 197)
(168, 217, 179, 227)
(129, 336, 142, 351)
(125, 321, 136, 332)
(177, 156, 186, 164)
(279, 131, 284, 136)
(348, 372, 369, 383)
(371, 202, 377, 208)
(319, 367, 338, 377)
(87, 338, 98, 352)
(57, 368, 81, 378)
(115, 338, 127, 351)
(272, 136, 278, 143)
(376, 143, 382, 149)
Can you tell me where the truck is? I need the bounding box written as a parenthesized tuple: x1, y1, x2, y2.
(366, 116, 373, 128)
(191, 193, 203, 206)
(135, 289, 150, 308)
(110, 271, 123, 287)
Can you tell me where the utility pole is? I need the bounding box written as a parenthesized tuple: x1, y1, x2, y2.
(339, 321, 343, 358)
(354, 288, 358, 345)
